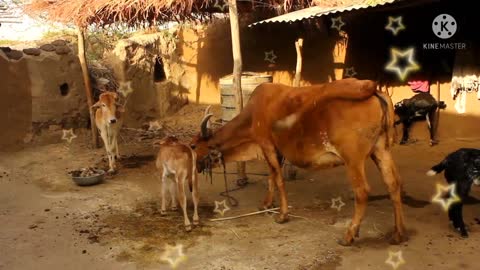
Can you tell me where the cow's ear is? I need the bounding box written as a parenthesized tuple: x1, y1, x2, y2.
(117, 106, 125, 113)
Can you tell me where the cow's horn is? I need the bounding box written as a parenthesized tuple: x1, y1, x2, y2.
(204, 105, 211, 116)
(200, 113, 213, 138)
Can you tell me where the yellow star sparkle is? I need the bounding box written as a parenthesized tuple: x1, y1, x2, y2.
(214, 0, 228, 12)
(160, 244, 187, 269)
(344, 66, 357, 78)
(331, 16, 346, 32)
(264, 50, 277, 64)
(385, 250, 406, 269)
(117, 81, 133, 98)
(432, 183, 461, 212)
(61, 129, 77, 143)
(330, 196, 345, 211)
(213, 200, 230, 216)
(385, 16, 406, 36)
(385, 47, 420, 81)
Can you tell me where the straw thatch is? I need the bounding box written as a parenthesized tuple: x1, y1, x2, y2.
(25, 0, 315, 28)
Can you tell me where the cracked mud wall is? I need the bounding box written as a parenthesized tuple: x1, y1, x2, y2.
(0, 43, 88, 151)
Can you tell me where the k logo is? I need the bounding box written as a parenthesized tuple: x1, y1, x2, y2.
(432, 14, 457, 39)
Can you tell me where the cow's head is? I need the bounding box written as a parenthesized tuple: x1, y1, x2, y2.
(190, 113, 222, 173)
(92, 92, 124, 124)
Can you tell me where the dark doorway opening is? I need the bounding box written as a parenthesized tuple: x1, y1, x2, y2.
(154, 57, 166, 82)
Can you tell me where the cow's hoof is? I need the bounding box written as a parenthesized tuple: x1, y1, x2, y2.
(389, 231, 408, 245)
(185, 225, 192, 232)
(274, 214, 289, 224)
(160, 210, 167, 216)
(337, 238, 354, 247)
(399, 141, 407, 145)
(171, 206, 178, 211)
(429, 140, 439, 146)
(193, 219, 200, 226)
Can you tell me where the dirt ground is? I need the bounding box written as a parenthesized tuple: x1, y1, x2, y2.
(1, 104, 479, 270)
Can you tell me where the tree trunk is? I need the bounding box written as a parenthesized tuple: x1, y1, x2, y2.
(228, 0, 247, 181)
(77, 28, 99, 148)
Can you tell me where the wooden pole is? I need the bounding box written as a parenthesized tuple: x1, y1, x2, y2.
(228, 0, 247, 181)
(283, 37, 304, 181)
(293, 37, 304, 87)
(434, 81, 441, 142)
(77, 27, 99, 148)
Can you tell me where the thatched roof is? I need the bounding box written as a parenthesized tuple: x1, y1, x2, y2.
(25, 0, 316, 28)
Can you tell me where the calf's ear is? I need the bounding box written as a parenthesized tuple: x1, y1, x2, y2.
(117, 106, 125, 113)
(91, 101, 101, 109)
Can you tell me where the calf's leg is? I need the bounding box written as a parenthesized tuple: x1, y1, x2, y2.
(192, 173, 200, 226)
(339, 160, 369, 246)
(99, 128, 116, 172)
(371, 144, 407, 244)
(176, 173, 192, 232)
(160, 170, 168, 216)
(169, 179, 178, 211)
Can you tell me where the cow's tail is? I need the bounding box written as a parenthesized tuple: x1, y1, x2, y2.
(374, 91, 395, 148)
(426, 159, 447, 176)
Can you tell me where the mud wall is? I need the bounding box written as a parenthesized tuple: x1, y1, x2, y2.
(0, 51, 32, 151)
(105, 32, 190, 127)
(0, 42, 88, 151)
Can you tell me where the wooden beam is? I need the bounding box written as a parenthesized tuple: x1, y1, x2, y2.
(77, 27, 99, 148)
(228, 0, 247, 181)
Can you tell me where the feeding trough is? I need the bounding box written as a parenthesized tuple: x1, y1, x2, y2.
(68, 167, 105, 186)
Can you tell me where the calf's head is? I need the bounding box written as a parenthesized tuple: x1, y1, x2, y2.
(93, 92, 124, 124)
(190, 114, 222, 173)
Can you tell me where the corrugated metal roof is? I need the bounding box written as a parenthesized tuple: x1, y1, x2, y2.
(248, 0, 401, 27)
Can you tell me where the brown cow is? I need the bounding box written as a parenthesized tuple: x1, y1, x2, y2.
(190, 78, 407, 246)
(93, 91, 124, 173)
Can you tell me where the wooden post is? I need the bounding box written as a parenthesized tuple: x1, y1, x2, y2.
(228, 0, 247, 181)
(434, 81, 441, 142)
(77, 27, 99, 148)
(293, 37, 304, 87)
(283, 37, 304, 181)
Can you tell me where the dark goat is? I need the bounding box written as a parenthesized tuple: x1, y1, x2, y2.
(394, 92, 446, 145)
(427, 148, 480, 238)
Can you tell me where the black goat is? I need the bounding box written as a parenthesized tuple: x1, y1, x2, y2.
(427, 148, 480, 238)
(394, 92, 446, 145)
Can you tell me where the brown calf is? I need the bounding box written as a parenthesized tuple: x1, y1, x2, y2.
(93, 91, 124, 173)
(155, 136, 200, 232)
(191, 78, 406, 246)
